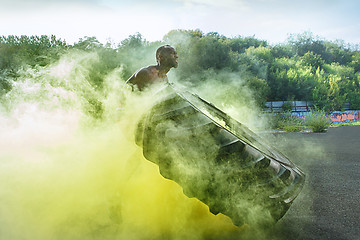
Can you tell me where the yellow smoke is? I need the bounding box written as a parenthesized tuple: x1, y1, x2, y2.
(0, 51, 245, 240)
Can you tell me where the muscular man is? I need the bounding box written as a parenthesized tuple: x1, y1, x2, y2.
(125, 45, 178, 91)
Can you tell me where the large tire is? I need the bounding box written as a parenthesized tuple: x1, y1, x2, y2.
(137, 83, 305, 227)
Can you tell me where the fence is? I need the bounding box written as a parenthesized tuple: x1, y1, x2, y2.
(268, 111, 360, 123)
(265, 101, 359, 123)
(264, 101, 314, 112)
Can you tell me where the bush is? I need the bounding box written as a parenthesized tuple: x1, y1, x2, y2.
(305, 111, 332, 132)
(283, 121, 303, 132)
(283, 115, 304, 132)
(270, 112, 304, 132)
(268, 113, 285, 129)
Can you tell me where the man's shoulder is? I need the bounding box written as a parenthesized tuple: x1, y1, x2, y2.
(138, 65, 157, 74)
(135, 65, 158, 78)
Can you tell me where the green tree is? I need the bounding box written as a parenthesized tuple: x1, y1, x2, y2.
(223, 36, 267, 53)
(0, 35, 67, 69)
(271, 43, 295, 59)
(245, 46, 273, 64)
(301, 51, 325, 72)
(72, 36, 103, 50)
(312, 70, 346, 111)
(287, 31, 326, 57)
(350, 51, 360, 73)
(323, 40, 353, 65)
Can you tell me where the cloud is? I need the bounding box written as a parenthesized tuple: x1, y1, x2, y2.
(0, 0, 101, 10)
(0, 0, 100, 3)
(175, 0, 249, 10)
(0, 0, 359, 45)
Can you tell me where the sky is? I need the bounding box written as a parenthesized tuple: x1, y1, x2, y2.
(1, 0, 360, 45)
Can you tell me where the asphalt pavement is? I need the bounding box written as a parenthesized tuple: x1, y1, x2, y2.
(266, 125, 360, 240)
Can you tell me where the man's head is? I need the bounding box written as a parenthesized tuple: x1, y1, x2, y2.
(156, 45, 178, 68)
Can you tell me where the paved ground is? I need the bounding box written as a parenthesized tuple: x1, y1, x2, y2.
(266, 126, 360, 240)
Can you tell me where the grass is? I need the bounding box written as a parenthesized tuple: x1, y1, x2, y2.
(269, 111, 356, 133)
(270, 112, 306, 132)
(330, 121, 360, 127)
